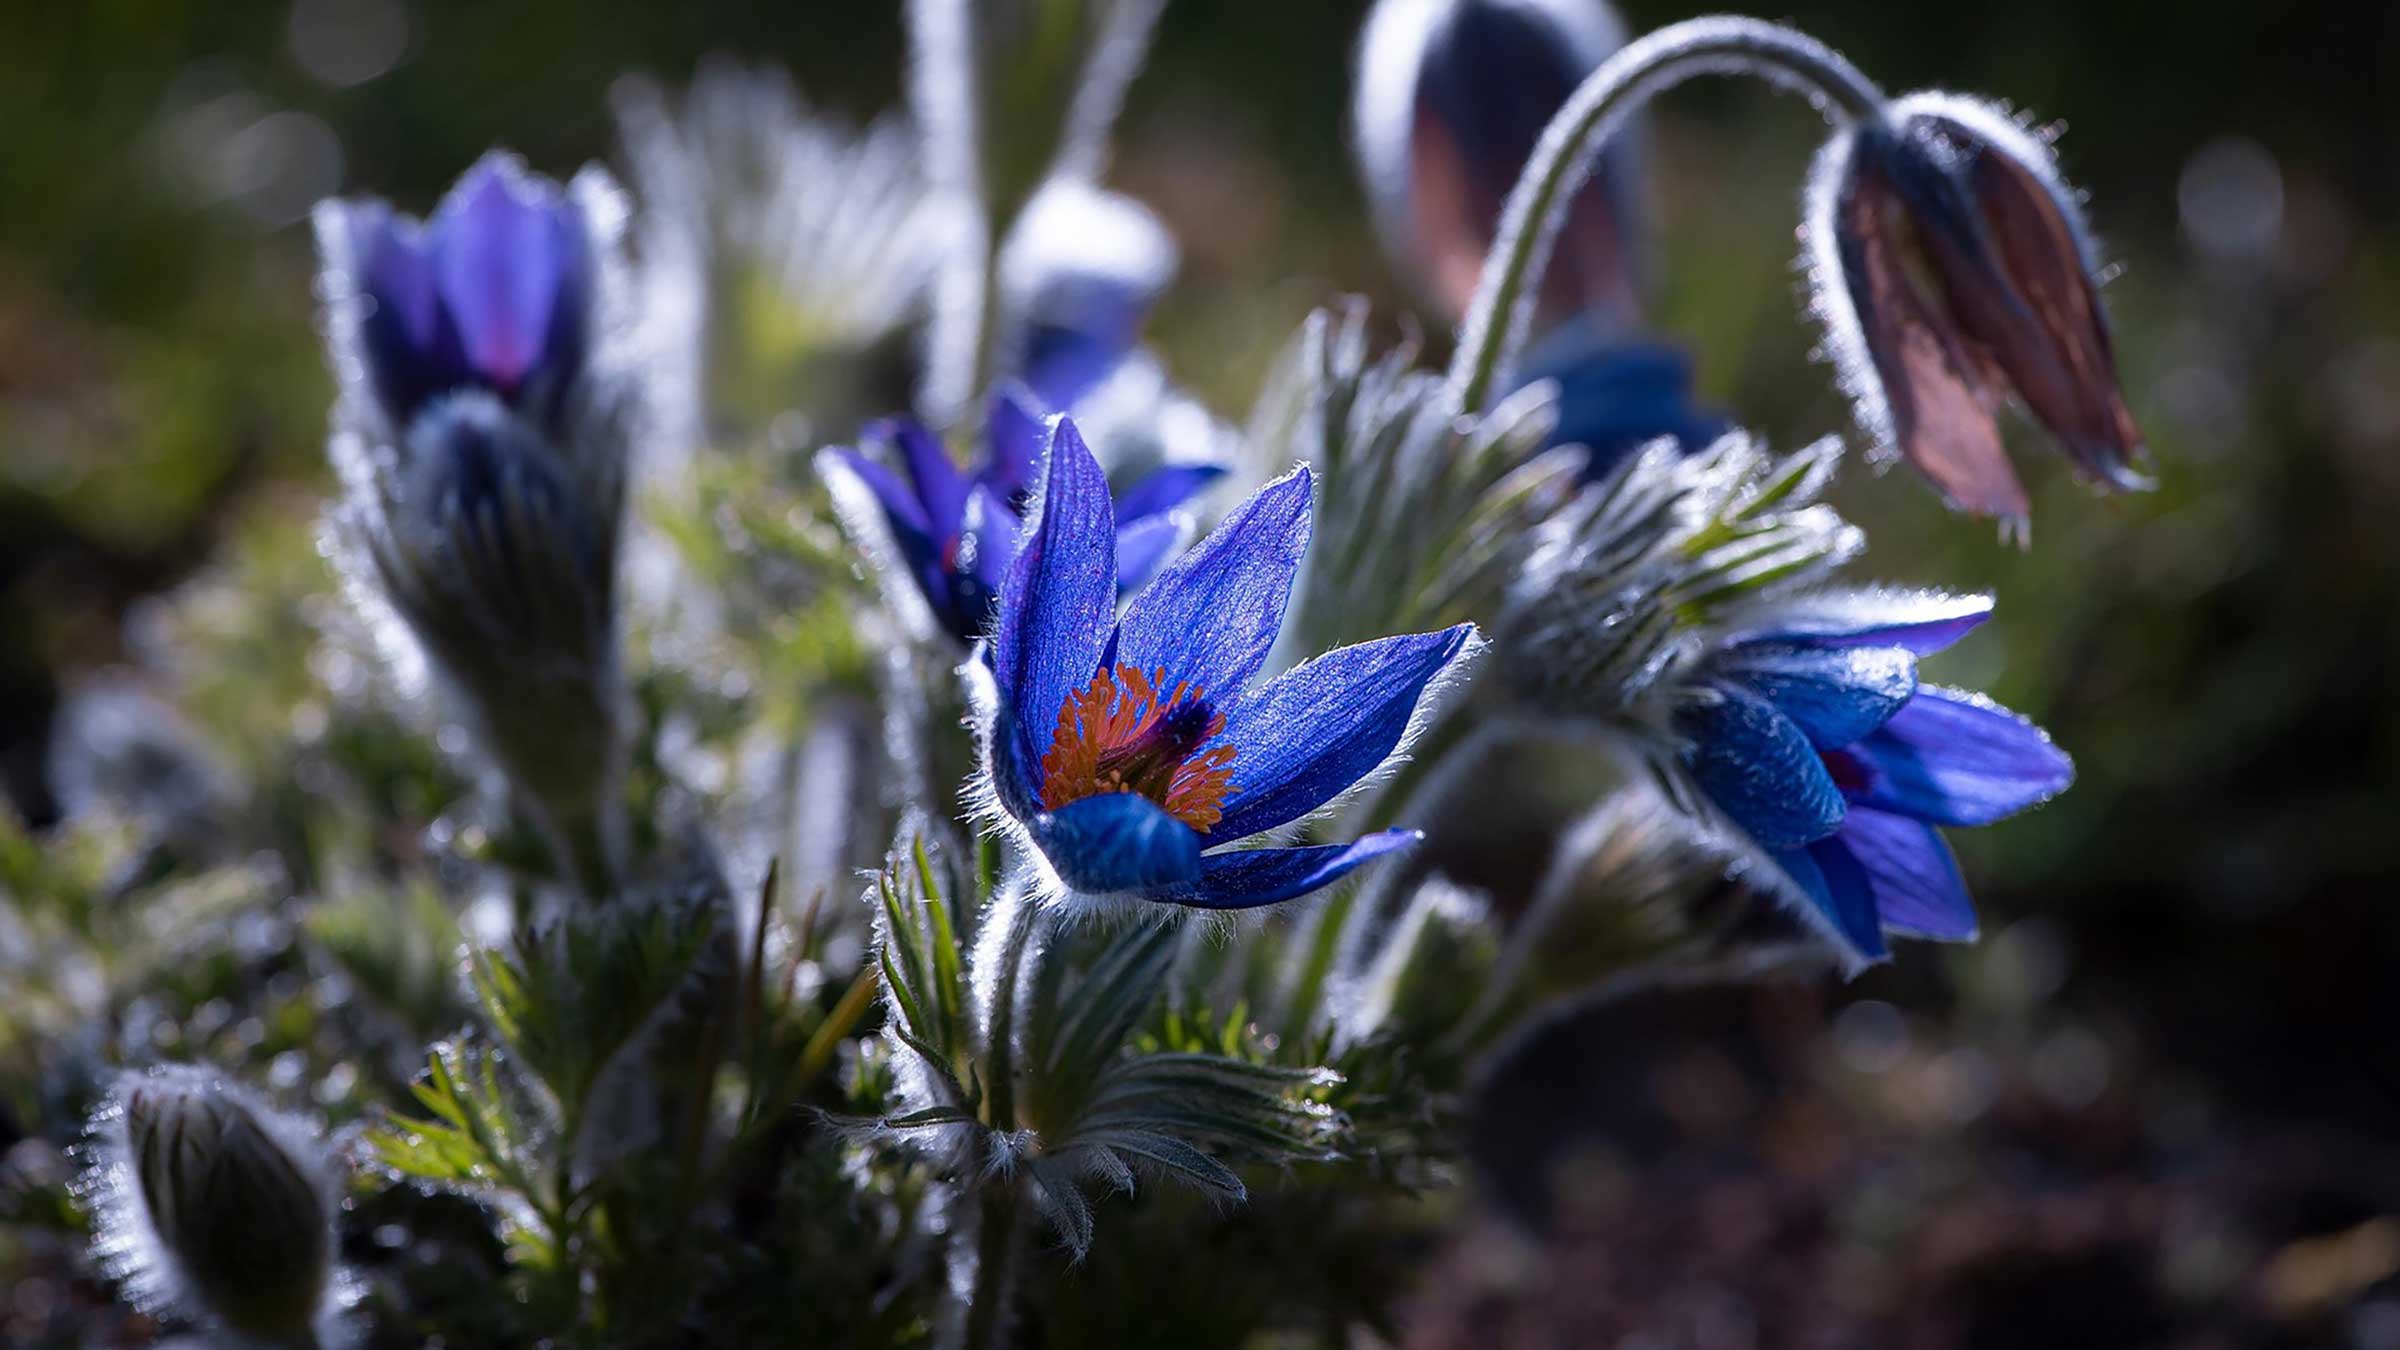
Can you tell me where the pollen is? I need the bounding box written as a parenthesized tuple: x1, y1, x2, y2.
(1041, 664, 1236, 832)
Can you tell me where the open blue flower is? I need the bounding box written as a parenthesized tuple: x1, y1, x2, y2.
(982, 415, 1475, 909)
(824, 387, 1222, 644)
(1675, 589, 2072, 967)
(321, 151, 594, 434)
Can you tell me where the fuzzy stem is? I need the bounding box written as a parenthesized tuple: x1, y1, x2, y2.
(1447, 16, 1887, 415)
(960, 1178, 1026, 1350)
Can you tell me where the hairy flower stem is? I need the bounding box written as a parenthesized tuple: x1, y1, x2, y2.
(960, 1180, 1027, 1350)
(1448, 16, 1887, 415)
(957, 882, 1043, 1350)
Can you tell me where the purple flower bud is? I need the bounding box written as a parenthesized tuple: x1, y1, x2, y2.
(85, 1067, 343, 1342)
(1356, 0, 1639, 325)
(1807, 93, 2148, 529)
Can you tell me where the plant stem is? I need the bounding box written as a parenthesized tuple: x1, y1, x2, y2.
(960, 1177, 1026, 1350)
(1448, 16, 1887, 416)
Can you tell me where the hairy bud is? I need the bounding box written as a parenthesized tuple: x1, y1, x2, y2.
(86, 1067, 342, 1342)
(1808, 93, 2148, 531)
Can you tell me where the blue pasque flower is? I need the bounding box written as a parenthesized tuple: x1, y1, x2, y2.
(979, 415, 1476, 909)
(324, 151, 596, 437)
(823, 386, 1222, 644)
(315, 151, 637, 890)
(1675, 589, 2072, 968)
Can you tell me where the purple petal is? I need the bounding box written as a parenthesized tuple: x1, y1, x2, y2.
(1841, 685, 2075, 827)
(991, 417, 1118, 816)
(1030, 792, 1203, 895)
(1207, 624, 1473, 842)
(1779, 840, 1889, 964)
(1838, 807, 1977, 940)
(1165, 830, 1421, 910)
(978, 383, 1047, 502)
(340, 203, 469, 422)
(881, 419, 969, 538)
(960, 484, 1023, 596)
(1112, 468, 1311, 704)
(1679, 681, 1845, 852)
(1112, 462, 1226, 524)
(1722, 642, 1916, 750)
(826, 448, 934, 544)
(430, 155, 587, 396)
(1737, 589, 1994, 656)
(1112, 514, 1185, 593)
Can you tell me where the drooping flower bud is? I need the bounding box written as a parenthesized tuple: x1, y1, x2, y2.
(86, 1066, 343, 1343)
(1355, 0, 1640, 326)
(315, 153, 637, 891)
(1807, 93, 2148, 529)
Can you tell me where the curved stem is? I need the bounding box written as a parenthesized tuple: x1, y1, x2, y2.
(1447, 16, 1887, 415)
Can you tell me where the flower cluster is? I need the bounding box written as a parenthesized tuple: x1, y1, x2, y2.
(26, 8, 2153, 1349)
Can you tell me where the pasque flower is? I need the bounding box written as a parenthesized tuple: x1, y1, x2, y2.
(823, 387, 1221, 644)
(1808, 93, 2148, 527)
(1675, 589, 2072, 968)
(979, 415, 1476, 908)
(85, 1066, 343, 1343)
(315, 151, 636, 890)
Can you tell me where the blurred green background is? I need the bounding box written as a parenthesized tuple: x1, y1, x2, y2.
(4, 0, 2396, 1340)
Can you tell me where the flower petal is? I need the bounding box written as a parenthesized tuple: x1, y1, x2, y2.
(1679, 681, 1845, 852)
(991, 417, 1118, 814)
(825, 448, 933, 544)
(1721, 642, 1917, 749)
(1167, 830, 1421, 910)
(1737, 588, 1993, 655)
(1112, 467, 1312, 703)
(1112, 513, 1186, 593)
(979, 383, 1046, 502)
(881, 419, 968, 539)
(1207, 624, 1474, 842)
(1030, 793, 1202, 895)
(1778, 840, 1889, 965)
(1112, 462, 1226, 524)
(1844, 685, 2075, 826)
(1838, 806, 1977, 940)
(431, 154, 587, 397)
(1837, 137, 2029, 522)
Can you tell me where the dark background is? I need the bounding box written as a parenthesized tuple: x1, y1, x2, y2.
(4, 1, 2396, 1343)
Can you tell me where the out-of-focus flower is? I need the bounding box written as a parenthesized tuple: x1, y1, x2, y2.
(1807, 93, 2149, 529)
(612, 64, 938, 458)
(998, 180, 1175, 412)
(976, 415, 1477, 909)
(1514, 318, 1731, 478)
(84, 1066, 344, 1343)
(1356, 0, 1636, 326)
(1675, 589, 2073, 969)
(315, 151, 637, 890)
(1353, 0, 1724, 477)
(821, 389, 1223, 644)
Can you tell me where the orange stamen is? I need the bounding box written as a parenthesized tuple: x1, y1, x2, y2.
(1040, 664, 1237, 832)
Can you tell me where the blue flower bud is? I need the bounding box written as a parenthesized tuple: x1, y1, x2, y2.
(1356, 0, 1639, 325)
(86, 1067, 342, 1342)
(999, 181, 1177, 411)
(1808, 94, 2149, 529)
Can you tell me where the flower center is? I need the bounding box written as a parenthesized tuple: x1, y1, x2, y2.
(1041, 664, 1236, 832)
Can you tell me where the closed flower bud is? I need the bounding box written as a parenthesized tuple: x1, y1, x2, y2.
(1356, 0, 1640, 325)
(999, 180, 1176, 411)
(1807, 93, 2148, 529)
(87, 1067, 342, 1343)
